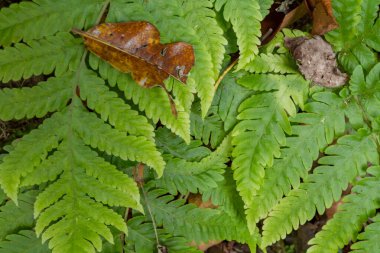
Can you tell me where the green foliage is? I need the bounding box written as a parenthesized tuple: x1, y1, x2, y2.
(0, 0, 379, 252)
(0, 230, 49, 253)
(308, 166, 380, 252)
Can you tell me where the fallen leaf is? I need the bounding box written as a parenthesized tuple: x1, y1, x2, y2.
(72, 21, 195, 116)
(260, 0, 338, 44)
(306, 0, 339, 35)
(284, 36, 348, 87)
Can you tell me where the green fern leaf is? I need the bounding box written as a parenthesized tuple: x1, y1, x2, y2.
(261, 130, 379, 247)
(31, 137, 139, 253)
(73, 107, 164, 177)
(247, 92, 348, 224)
(79, 70, 154, 139)
(351, 213, 380, 253)
(0, 191, 36, 240)
(327, 0, 379, 72)
(191, 102, 226, 148)
(144, 187, 254, 246)
(182, 1, 227, 79)
(154, 135, 231, 195)
(125, 216, 155, 253)
(125, 216, 201, 253)
(232, 73, 308, 227)
(155, 127, 211, 162)
(214, 72, 253, 131)
(0, 0, 104, 46)
(90, 59, 191, 143)
(257, 0, 275, 16)
(214, 0, 262, 69)
(0, 75, 72, 121)
(0, 230, 49, 253)
(245, 53, 298, 74)
(202, 168, 245, 217)
(0, 113, 65, 201)
(365, 18, 380, 52)
(326, 0, 362, 51)
(0, 33, 83, 82)
(308, 166, 380, 253)
(350, 63, 380, 119)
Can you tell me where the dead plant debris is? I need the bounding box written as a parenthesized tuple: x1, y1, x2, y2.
(284, 35, 348, 87)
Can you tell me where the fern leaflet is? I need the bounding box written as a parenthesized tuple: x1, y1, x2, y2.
(308, 166, 380, 253)
(261, 130, 379, 247)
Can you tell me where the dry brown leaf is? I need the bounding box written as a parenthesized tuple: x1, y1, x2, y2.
(260, 0, 338, 44)
(72, 21, 195, 116)
(285, 36, 348, 87)
(306, 0, 339, 35)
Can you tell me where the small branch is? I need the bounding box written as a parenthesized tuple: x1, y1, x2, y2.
(214, 57, 239, 91)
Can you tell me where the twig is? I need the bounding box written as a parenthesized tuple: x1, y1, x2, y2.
(214, 57, 239, 91)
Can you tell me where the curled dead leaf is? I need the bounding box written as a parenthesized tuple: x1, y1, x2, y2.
(260, 0, 338, 44)
(72, 21, 195, 116)
(285, 36, 347, 87)
(306, 0, 339, 35)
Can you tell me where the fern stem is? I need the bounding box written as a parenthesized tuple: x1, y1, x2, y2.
(214, 57, 238, 91)
(141, 185, 161, 249)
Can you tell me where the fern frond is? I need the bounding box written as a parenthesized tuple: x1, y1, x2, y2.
(36, 196, 126, 252)
(232, 74, 308, 224)
(247, 92, 348, 224)
(261, 130, 379, 247)
(214, 72, 253, 131)
(326, 0, 362, 50)
(257, 0, 275, 16)
(365, 17, 380, 52)
(191, 103, 226, 148)
(0, 230, 49, 253)
(155, 127, 211, 162)
(20, 150, 66, 187)
(327, 0, 379, 72)
(90, 59, 191, 143)
(0, 33, 83, 82)
(0, 113, 65, 201)
(154, 135, 231, 195)
(245, 53, 298, 74)
(79, 70, 154, 139)
(182, 1, 227, 79)
(31, 136, 140, 253)
(73, 107, 164, 177)
(351, 213, 380, 253)
(0, 191, 36, 240)
(0, 75, 72, 120)
(202, 169, 245, 217)
(125, 216, 201, 253)
(308, 166, 380, 253)
(350, 63, 380, 119)
(125, 216, 155, 253)
(0, 0, 103, 46)
(214, 0, 262, 69)
(145, 187, 254, 246)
